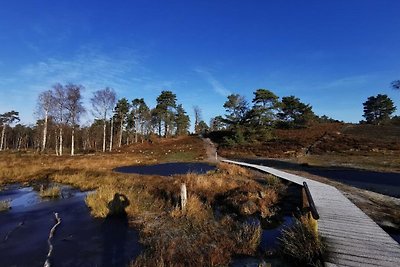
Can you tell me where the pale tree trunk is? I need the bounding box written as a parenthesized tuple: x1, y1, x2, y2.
(109, 117, 113, 152)
(71, 126, 75, 156)
(55, 129, 59, 155)
(17, 136, 22, 150)
(0, 125, 5, 151)
(102, 120, 106, 152)
(59, 127, 63, 156)
(42, 111, 48, 152)
(135, 125, 138, 143)
(119, 119, 123, 147)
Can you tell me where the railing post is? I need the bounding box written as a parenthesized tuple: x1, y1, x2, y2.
(302, 182, 319, 235)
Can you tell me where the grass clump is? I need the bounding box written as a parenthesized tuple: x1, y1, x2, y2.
(0, 200, 11, 211)
(39, 185, 61, 198)
(279, 215, 325, 266)
(134, 197, 262, 267)
(86, 186, 116, 217)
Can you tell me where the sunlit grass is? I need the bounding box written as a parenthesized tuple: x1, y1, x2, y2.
(0, 200, 10, 211)
(0, 138, 289, 266)
(279, 215, 325, 266)
(39, 185, 61, 198)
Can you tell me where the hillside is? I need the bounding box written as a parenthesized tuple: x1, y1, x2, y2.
(214, 123, 400, 171)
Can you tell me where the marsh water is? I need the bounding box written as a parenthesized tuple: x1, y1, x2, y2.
(0, 185, 141, 267)
(1, 163, 303, 267)
(114, 162, 216, 176)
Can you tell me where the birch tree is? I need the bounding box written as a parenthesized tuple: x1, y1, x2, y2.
(51, 83, 67, 156)
(37, 90, 53, 152)
(193, 105, 202, 134)
(65, 83, 85, 156)
(90, 87, 116, 152)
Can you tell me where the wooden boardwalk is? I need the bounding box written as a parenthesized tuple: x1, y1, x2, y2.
(223, 159, 400, 267)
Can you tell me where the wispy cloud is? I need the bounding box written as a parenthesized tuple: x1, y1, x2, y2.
(320, 74, 373, 90)
(0, 48, 150, 123)
(195, 68, 231, 97)
(16, 49, 144, 95)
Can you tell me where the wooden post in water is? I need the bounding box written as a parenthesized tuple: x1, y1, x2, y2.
(180, 183, 187, 210)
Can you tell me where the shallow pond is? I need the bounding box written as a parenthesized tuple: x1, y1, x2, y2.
(0, 185, 141, 267)
(114, 162, 216, 176)
(231, 183, 302, 266)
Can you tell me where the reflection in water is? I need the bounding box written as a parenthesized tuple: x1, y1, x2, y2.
(114, 162, 215, 176)
(0, 186, 141, 267)
(102, 193, 131, 267)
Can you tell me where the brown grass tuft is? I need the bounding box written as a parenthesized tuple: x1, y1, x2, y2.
(0, 200, 11, 211)
(279, 215, 325, 266)
(39, 185, 61, 198)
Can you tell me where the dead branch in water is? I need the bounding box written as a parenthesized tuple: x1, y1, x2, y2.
(44, 212, 61, 267)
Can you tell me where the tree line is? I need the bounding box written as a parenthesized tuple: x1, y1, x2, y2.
(205, 85, 399, 145)
(0, 84, 191, 155)
(0, 80, 399, 154)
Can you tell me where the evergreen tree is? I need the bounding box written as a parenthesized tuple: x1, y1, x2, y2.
(223, 94, 249, 128)
(278, 96, 315, 128)
(130, 98, 150, 142)
(114, 98, 130, 147)
(197, 120, 209, 134)
(175, 104, 190, 135)
(0, 110, 20, 151)
(156, 91, 177, 137)
(362, 94, 396, 125)
(251, 89, 279, 126)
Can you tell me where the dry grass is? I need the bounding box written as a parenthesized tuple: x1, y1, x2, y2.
(298, 153, 400, 172)
(279, 215, 325, 266)
(39, 185, 61, 198)
(0, 200, 10, 211)
(0, 140, 287, 266)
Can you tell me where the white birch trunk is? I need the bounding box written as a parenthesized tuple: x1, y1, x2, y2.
(109, 117, 113, 152)
(59, 127, 63, 156)
(102, 120, 106, 152)
(71, 127, 75, 156)
(42, 111, 48, 152)
(0, 125, 5, 151)
(119, 119, 123, 147)
(55, 129, 59, 156)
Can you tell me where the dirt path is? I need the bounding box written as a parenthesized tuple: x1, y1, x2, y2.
(202, 138, 223, 163)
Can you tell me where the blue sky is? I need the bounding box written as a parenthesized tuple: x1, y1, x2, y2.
(1, 0, 400, 127)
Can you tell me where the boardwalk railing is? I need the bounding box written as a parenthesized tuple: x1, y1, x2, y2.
(303, 181, 320, 220)
(302, 181, 319, 234)
(222, 159, 400, 266)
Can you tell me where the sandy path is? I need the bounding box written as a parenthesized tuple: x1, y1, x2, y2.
(202, 138, 223, 163)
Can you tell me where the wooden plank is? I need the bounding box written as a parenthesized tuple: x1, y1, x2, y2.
(222, 159, 400, 266)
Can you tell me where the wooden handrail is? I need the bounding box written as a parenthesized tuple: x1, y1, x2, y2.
(303, 182, 320, 220)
